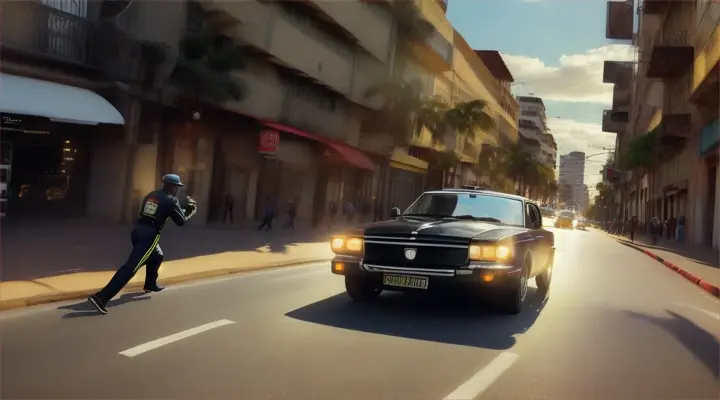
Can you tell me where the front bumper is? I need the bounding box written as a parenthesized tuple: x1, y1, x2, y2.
(330, 255, 522, 292)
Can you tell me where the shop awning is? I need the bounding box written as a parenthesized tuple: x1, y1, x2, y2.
(0, 73, 124, 125)
(263, 121, 377, 171)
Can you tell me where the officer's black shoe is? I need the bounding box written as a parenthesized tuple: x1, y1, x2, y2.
(88, 295, 108, 315)
(143, 285, 165, 293)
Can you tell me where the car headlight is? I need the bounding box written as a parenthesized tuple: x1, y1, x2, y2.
(330, 236, 363, 253)
(468, 244, 513, 262)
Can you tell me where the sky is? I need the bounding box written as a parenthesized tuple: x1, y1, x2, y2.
(446, 0, 635, 195)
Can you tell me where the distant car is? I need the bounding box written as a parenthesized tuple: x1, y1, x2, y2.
(539, 207, 556, 219)
(329, 188, 556, 314)
(554, 211, 575, 229)
(576, 218, 587, 230)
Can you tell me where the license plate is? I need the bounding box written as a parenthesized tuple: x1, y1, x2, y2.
(383, 274, 429, 290)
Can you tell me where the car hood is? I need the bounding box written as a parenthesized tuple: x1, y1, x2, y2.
(361, 217, 529, 240)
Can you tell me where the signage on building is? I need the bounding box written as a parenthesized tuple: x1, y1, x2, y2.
(259, 130, 280, 155)
(0, 113, 51, 134)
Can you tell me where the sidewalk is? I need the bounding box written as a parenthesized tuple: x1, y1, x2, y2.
(602, 230, 720, 298)
(1, 221, 338, 310)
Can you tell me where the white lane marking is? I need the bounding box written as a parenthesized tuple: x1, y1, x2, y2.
(674, 303, 720, 320)
(119, 319, 235, 357)
(443, 352, 519, 400)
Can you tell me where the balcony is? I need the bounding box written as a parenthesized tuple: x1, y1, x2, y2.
(603, 61, 634, 85)
(0, 1, 146, 82)
(654, 113, 692, 145)
(278, 79, 351, 141)
(641, 0, 671, 15)
(407, 28, 454, 72)
(602, 109, 627, 133)
(606, 1, 634, 40)
(646, 29, 694, 79)
(612, 86, 631, 109)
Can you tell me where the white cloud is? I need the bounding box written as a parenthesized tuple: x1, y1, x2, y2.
(548, 118, 617, 189)
(502, 45, 635, 103)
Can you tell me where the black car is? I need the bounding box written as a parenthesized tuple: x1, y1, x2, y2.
(329, 188, 555, 314)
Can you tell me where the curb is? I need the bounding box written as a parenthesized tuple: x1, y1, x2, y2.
(614, 238, 720, 299)
(0, 258, 331, 312)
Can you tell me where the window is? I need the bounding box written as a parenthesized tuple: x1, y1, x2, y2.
(404, 192, 525, 227)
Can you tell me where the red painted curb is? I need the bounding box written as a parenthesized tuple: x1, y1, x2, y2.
(632, 244, 720, 299)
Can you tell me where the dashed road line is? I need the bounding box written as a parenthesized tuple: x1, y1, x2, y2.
(443, 352, 519, 400)
(119, 319, 236, 357)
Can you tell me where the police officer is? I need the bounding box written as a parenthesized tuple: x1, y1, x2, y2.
(87, 174, 197, 314)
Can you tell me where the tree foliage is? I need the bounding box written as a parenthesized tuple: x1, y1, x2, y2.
(622, 131, 656, 170)
(170, 3, 247, 106)
(364, 82, 495, 149)
(475, 143, 558, 201)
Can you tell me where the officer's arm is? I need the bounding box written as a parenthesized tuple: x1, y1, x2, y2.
(170, 197, 194, 226)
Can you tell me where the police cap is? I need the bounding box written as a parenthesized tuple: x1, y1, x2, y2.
(161, 174, 185, 187)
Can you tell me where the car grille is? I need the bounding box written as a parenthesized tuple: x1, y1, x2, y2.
(364, 237, 469, 269)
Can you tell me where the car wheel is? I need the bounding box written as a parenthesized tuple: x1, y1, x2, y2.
(536, 263, 552, 293)
(497, 258, 530, 315)
(345, 275, 381, 302)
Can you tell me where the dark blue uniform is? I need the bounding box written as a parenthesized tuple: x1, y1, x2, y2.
(94, 189, 196, 304)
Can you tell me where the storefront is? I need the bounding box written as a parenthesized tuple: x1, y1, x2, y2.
(257, 121, 377, 227)
(0, 73, 125, 220)
(699, 119, 719, 246)
(388, 149, 427, 211)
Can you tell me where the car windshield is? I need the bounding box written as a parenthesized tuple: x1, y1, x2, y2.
(560, 211, 575, 218)
(403, 192, 525, 227)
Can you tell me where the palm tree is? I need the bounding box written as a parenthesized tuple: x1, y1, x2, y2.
(444, 100, 496, 143)
(170, 2, 247, 116)
(364, 80, 431, 146)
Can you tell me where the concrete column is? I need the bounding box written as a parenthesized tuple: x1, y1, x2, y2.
(713, 167, 720, 247)
(172, 132, 215, 226)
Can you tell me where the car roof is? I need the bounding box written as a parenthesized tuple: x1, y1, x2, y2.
(429, 188, 529, 202)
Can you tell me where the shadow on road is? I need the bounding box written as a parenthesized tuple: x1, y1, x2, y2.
(57, 292, 150, 318)
(624, 309, 719, 376)
(285, 288, 548, 350)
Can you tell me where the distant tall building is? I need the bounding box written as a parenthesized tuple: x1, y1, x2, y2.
(517, 96, 557, 170)
(559, 151, 586, 209)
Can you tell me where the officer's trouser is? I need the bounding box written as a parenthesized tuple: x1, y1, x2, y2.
(96, 225, 163, 303)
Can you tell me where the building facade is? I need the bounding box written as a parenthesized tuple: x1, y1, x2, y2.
(604, 0, 720, 247)
(516, 96, 557, 170)
(558, 151, 586, 210)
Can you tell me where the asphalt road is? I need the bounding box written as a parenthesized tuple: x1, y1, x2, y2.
(1, 227, 719, 400)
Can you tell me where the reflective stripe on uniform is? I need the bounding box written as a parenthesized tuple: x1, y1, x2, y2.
(133, 234, 161, 274)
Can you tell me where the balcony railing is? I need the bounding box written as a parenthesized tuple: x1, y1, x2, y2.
(1, 1, 149, 82)
(602, 109, 627, 133)
(603, 60, 634, 85)
(606, 1, 633, 40)
(646, 29, 694, 79)
(279, 82, 348, 141)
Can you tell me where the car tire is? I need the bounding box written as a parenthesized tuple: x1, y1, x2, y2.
(345, 275, 381, 302)
(497, 257, 530, 315)
(536, 263, 552, 293)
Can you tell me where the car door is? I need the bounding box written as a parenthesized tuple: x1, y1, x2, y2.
(525, 203, 548, 275)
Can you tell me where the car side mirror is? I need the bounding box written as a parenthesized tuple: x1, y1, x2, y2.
(390, 207, 401, 218)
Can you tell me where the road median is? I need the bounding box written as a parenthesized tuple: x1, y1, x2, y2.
(0, 243, 333, 311)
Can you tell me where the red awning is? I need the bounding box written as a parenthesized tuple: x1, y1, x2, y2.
(263, 121, 377, 171)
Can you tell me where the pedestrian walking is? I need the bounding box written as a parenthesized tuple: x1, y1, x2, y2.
(222, 192, 234, 224)
(257, 196, 276, 231)
(629, 216, 638, 242)
(283, 197, 298, 229)
(87, 174, 197, 314)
